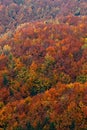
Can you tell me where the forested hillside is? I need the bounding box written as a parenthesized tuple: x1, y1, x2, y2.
(0, 0, 87, 34)
(0, 0, 87, 130)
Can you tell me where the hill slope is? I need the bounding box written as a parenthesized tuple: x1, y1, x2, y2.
(0, 0, 87, 130)
(0, 0, 87, 34)
(0, 15, 87, 129)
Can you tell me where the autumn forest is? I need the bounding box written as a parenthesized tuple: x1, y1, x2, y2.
(0, 0, 87, 130)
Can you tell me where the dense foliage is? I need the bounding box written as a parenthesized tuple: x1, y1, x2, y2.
(0, 0, 87, 130)
(0, 0, 87, 34)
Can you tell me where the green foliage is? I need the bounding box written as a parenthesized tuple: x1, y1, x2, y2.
(3, 74, 9, 86)
(49, 122, 56, 130)
(43, 116, 50, 125)
(26, 122, 34, 130)
(8, 54, 16, 70)
(0, 101, 4, 109)
(17, 67, 29, 83)
(76, 75, 87, 83)
(69, 121, 75, 130)
(81, 38, 87, 49)
(59, 72, 71, 84)
(13, 126, 24, 130)
(9, 53, 13, 61)
(30, 86, 37, 96)
(36, 122, 43, 130)
(82, 43, 87, 49)
(9, 88, 14, 96)
(44, 54, 55, 67)
(30, 77, 52, 96)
